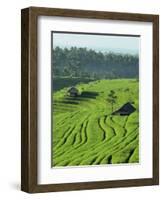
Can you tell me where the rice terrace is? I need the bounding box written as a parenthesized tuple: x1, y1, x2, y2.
(52, 32, 140, 167)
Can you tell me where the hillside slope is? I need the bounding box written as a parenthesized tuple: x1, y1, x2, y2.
(52, 79, 139, 167)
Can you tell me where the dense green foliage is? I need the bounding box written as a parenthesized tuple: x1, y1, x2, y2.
(52, 47, 139, 79)
(53, 77, 94, 91)
(52, 79, 139, 167)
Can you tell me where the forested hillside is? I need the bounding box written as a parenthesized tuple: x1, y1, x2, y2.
(52, 46, 139, 79)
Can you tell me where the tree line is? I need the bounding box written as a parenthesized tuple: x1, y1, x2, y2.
(52, 46, 139, 79)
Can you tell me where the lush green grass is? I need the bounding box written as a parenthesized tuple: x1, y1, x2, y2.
(52, 79, 139, 167)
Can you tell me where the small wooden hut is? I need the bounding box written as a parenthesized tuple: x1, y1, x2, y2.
(67, 87, 79, 97)
(112, 102, 136, 116)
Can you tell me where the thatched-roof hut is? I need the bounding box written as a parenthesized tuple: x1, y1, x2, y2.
(112, 102, 136, 116)
(67, 87, 79, 97)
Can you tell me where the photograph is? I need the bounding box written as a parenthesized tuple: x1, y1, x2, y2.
(52, 32, 140, 167)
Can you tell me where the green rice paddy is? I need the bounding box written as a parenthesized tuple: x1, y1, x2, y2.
(52, 79, 139, 167)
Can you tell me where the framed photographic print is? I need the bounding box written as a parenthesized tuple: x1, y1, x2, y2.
(21, 7, 159, 193)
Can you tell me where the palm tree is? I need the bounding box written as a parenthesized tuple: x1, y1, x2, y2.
(107, 90, 117, 112)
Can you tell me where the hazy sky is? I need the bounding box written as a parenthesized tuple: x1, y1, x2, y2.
(52, 32, 140, 55)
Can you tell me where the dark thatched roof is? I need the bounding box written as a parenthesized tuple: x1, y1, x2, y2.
(112, 102, 136, 116)
(67, 87, 79, 93)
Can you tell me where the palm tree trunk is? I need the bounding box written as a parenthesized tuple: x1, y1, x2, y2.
(111, 103, 113, 112)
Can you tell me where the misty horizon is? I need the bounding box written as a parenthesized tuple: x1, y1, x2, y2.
(53, 45, 139, 56)
(52, 32, 140, 56)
